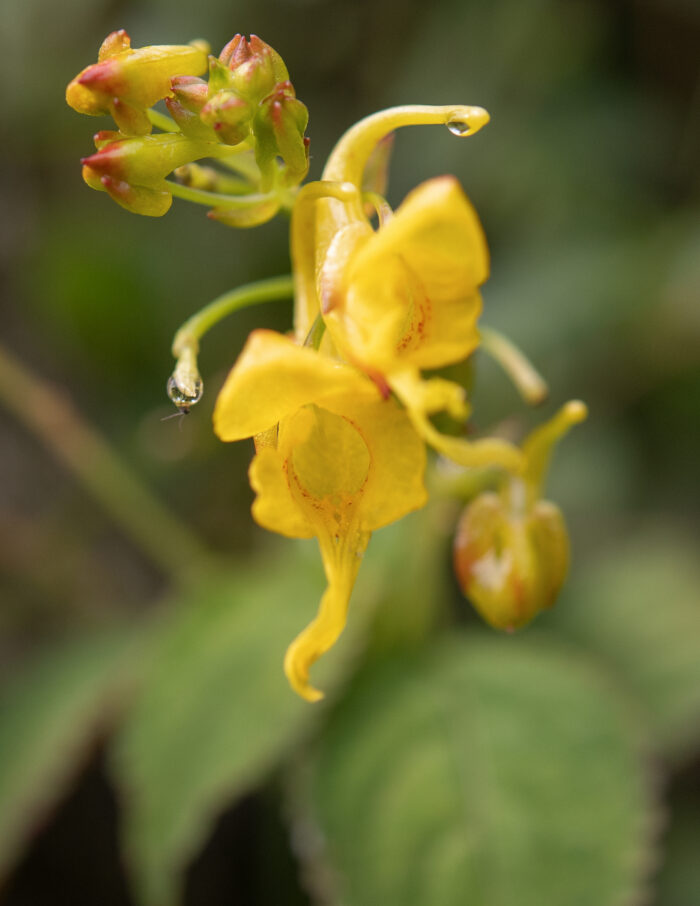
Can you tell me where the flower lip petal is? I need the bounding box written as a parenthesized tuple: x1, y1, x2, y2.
(349, 175, 490, 291)
(213, 329, 380, 442)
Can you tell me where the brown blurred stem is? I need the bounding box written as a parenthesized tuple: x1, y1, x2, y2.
(0, 342, 215, 585)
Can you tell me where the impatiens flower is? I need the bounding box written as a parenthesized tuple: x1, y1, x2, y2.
(291, 105, 524, 474)
(67, 33, 588, 701)
(320, 175, 486, 376)
(213, 330, 427, 700)
(66, 30, 209, 135)
(453, 400, 587, 630)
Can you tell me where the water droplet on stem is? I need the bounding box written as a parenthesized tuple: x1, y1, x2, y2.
(447, 120, 472, 137)
(167, 374, 203, 409)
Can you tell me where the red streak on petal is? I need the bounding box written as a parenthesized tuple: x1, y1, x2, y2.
(366, 370, 391, 400)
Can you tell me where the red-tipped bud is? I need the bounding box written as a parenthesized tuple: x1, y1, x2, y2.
(98, 29, 131, 61)
(66, 31, 209, 135)
(453, 489, 570, 631)
(219, 34, 289, 103)
(254, 83, 309, 189)
(166, 77, 217, 139)
(169, 76, 209, 111)
(92, 130, 121, 149)
(80, 132, 225, 215)
(218, 34, 251, 68)
(200, 91, 252, 146)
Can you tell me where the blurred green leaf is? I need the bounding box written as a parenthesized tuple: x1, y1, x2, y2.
(0, 627, 139, 882)
(111, 547, 362, 906)
(307, 634, 654, 906)
(364, 504, 453, 653)
(654, 799, 700, 906)
(549, 528, 700, 762)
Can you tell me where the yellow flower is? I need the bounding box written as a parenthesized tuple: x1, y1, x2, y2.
(213, 330, 427, 700)
(320, 175, 486, 377)
(291, 105, 524, 474)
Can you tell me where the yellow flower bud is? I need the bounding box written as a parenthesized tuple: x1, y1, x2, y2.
(453, 489, 570, 631)
(254, 83, 310, 190)
(80, 132, 229, 215)
(453, 400, 587, 630)
(219, 34, 289, 105)
(200, 90, 253, 146)
(66, 30, 209, 135)
(165, 76, 217, 140)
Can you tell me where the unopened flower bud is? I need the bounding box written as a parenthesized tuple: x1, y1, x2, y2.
(200, 90, 252, 146)
(453, 488, 570, 631)
(170, 75, 209, 111)
(254, 84, 309, 189)
(219, 35, 289, 105)
(453, 399, 587, 631)
(166, 76, 218, 139)
(229, 36, 289, 105)
(80, 132, 226, 215)
(66, 30, 209, 135)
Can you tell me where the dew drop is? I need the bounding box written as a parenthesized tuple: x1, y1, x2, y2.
(167, 374, 203, 409)
(447, 120, 472, 137)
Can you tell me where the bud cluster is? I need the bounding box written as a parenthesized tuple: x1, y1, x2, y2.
(67, 31, 309, 221)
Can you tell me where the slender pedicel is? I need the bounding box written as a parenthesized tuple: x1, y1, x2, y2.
(522, 400, 588, 499)
(168, 275, 294, 409)
(479, 326, 549, 405)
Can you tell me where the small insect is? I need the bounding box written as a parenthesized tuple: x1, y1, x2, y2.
(161, 407, 190, 422)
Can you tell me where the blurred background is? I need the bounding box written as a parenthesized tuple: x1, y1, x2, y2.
(1, 0, 699, 904)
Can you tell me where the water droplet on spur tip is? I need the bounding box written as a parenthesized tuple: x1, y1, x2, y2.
(166, 374, 203, 410)
(447, 120, 472, 136)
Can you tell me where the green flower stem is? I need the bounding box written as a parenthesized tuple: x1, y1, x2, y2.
(147, 108, 180, 133)
(428, 462, 503, 502)
(522, 400, 588, 498)
(217, 143, 261, 180)
(173, 164, 253, 196)
(479, 325, 549, 405)
(166, 181, 275, 209)
(172, 275, 295, 359)
(0, 342, 215, 584)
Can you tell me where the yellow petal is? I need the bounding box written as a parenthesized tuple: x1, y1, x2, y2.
(288, 406, 370, 502)
(248, 391, 426, 700)
(390, 369, 525, 474)
(249, 446, 314, 539)
(284, 530, 368, 701)
(213, 330, 378, 441)
(350, 175, 489, 293)
(320, 392, 428, 530)
(323, 177, 486, 373)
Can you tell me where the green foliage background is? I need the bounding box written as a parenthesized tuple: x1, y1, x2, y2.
(0, 0, 698, 903)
